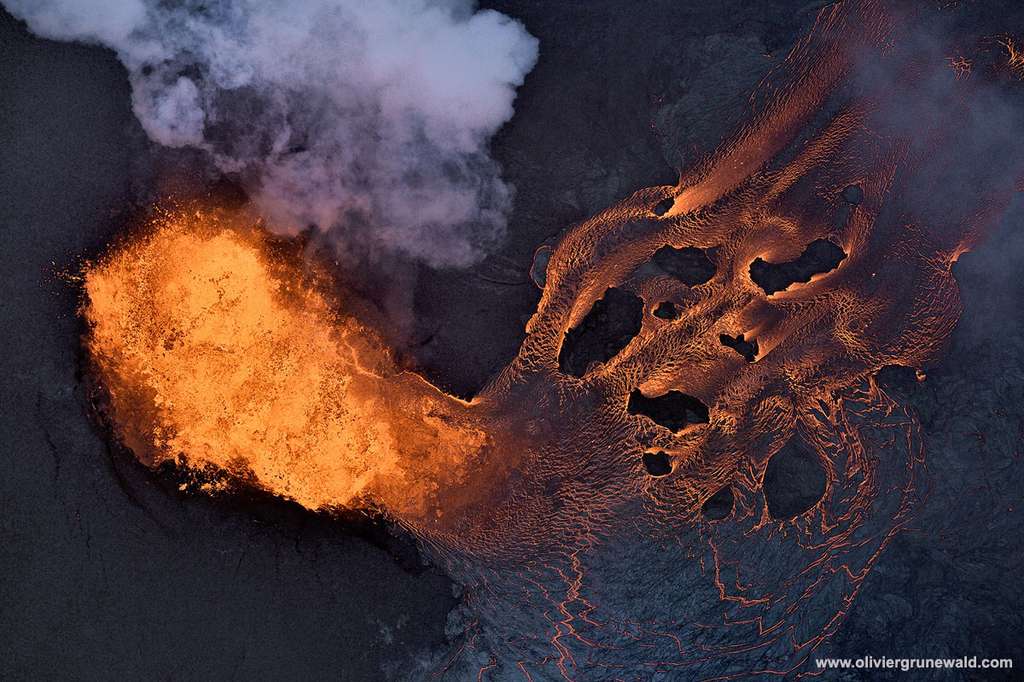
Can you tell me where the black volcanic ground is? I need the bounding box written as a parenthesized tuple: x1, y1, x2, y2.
(3, 2, 1024, 680)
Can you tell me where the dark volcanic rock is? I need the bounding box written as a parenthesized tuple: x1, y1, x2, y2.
(762, 440, 827, 520)
(642, 451, 673, 477)
(652, 196, 675, 216)
(719, 332, 758, 362)
(749, 238, 846, 295)
(652, 245, 717, 286)
(702, 486, 734, 521)
(875, 364, 921, 395)
(558, 287, 643, 377)
(842, 183, 864, 205)
(653, 301, 680, 320)
(627, 389, 709, 433)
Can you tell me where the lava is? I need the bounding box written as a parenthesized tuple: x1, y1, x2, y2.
(1001, 35, 1024, 78)
(80, 0, 1024, 678)
(83, 209, 489, 521)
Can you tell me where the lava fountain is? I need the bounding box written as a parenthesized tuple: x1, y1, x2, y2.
(83, 209, 490, 523)
(81, 0, 1024, 677)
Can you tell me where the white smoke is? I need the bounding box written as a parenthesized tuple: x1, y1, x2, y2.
(4, 0, 538, 266)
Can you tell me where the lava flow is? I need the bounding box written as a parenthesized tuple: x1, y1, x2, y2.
(83, 209, 490, 522)
(81, 0, 1024, 678)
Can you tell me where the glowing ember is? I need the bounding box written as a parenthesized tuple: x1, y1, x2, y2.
(83, 209, 487, 519)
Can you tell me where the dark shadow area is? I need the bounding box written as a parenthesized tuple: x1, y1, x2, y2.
(642, 451, 673, 477)
(652, 196, 675, 216)
(875, 363, 921, 395)
(558, 287, 644, 377)
(842, 183, 864, 205)
(702, 486, 734, 521)
(762, 439, 827, 520)
(749, 238, 846, 295)
(652, 245, 717, 286)
(627, 389, 709, 433)
(653, 301, 680, 320)
(719, 332, 758, 361)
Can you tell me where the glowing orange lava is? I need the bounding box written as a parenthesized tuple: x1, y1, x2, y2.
(84, 209, 488, 521)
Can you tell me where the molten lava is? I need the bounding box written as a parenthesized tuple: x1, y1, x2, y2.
(84, 209, 487, 520)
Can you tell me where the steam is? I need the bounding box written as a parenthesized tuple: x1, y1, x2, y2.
(852, 16, 1024, 239)
(4, 0, 538, 266)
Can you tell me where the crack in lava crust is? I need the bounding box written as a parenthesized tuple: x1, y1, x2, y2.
(81, 0, 1024, 678)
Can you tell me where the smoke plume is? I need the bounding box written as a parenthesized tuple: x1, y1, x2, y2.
(4, 0, 538, 266)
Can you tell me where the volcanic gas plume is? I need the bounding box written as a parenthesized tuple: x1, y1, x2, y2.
(80, 0, 1024, 678)
(5, 0, 538, 266)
